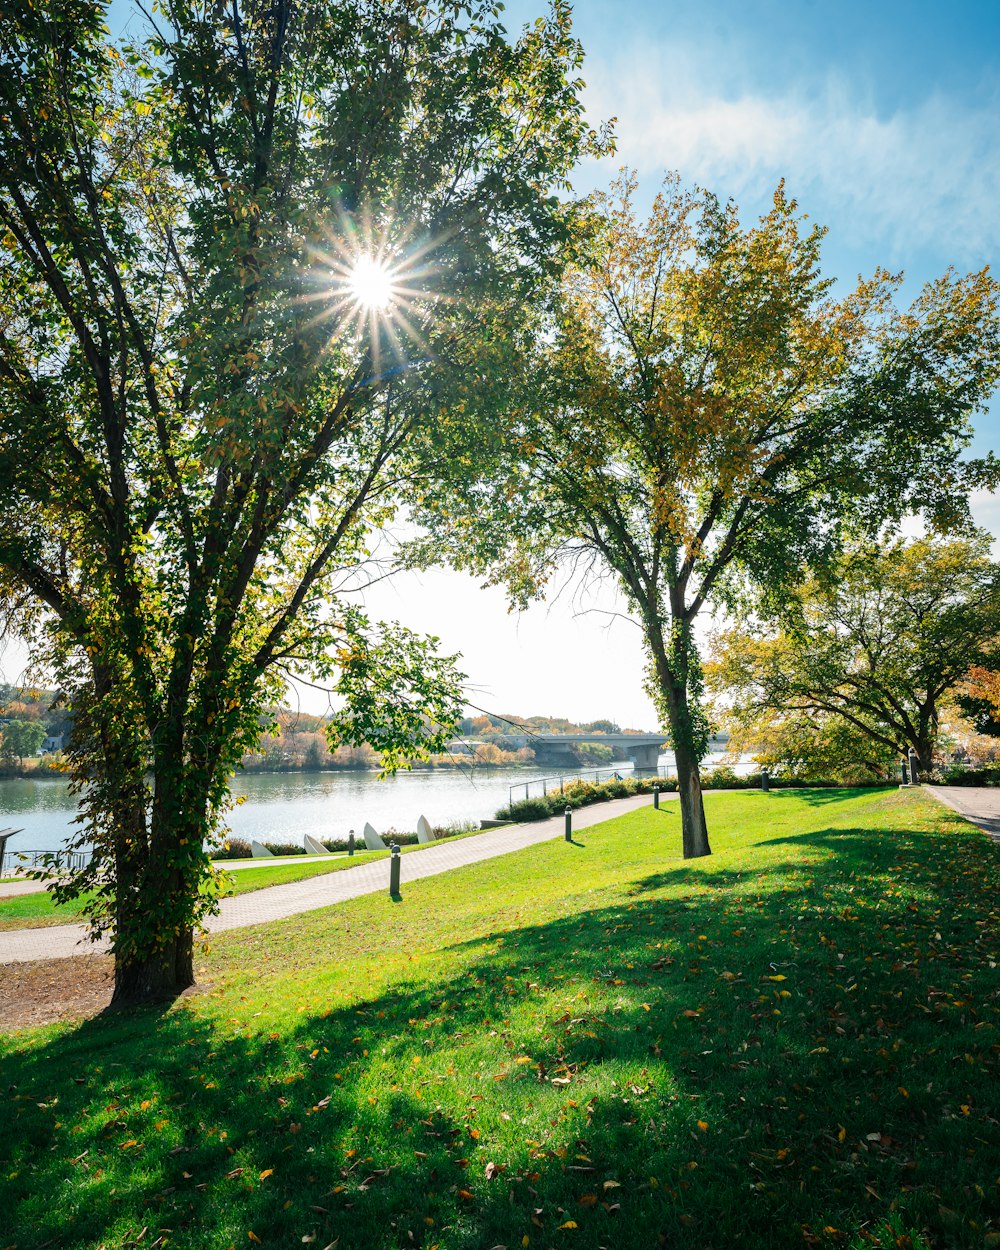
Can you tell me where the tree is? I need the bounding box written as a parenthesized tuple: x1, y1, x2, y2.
(705, 536, 1000, 774)
(0, 718, 47, 765)
(415, 175, 1000, 857)
(959, 666, 1000, 737)
(0, 0, 597, 1002)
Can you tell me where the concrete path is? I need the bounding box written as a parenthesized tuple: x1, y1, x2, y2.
(924, 785, 1000, 843)
(0, 879, 49, 898)
(0, 794, 665, 965)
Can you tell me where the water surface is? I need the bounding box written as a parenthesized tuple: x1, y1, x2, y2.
(0, 749, 744, 856)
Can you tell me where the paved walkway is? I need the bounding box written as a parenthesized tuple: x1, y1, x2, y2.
(924, 785, 1000, 842)
(0, 794, 663, 964)
(0, 879, 48, 898)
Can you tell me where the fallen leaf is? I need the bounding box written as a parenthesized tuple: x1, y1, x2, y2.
(259, 1169, 274, 1181)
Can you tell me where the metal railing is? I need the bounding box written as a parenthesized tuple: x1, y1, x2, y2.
(508, 766, 640, 806)
(2, 847, 91, 876)
(507, 758, 752, 807)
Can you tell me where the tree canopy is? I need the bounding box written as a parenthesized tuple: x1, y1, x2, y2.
(706, 535, 1000, 774)
(415, 174, 1000, 857)
(0, 0, 599, 1001)
(0, 718, 47, 765)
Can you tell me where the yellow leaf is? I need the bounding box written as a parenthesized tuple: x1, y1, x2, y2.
(259, 1169, 273, 1181)
(837, 1126, 847, 1143)
(697, 1120, 709, 1132)
(558, 1221, 578, 1230)
(766, 975, 786, 982)
(249, 1235, 262, 1245)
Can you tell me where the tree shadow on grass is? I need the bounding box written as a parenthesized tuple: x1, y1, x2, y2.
(750, 786, 899, 808)
(1, 813, 998, 1250)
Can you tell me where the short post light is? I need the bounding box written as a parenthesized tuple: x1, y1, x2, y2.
(899, 759, 909, 787)
(389, 841, 401, 897)
(564, 806, 572, 842)
(761, 768, 769, 793)
(348, 829, 355, 856)
(908, 748, 919, 786)
(653, 784, 660, 810)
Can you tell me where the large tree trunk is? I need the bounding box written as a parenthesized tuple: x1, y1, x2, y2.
(108, 738, 211, 1008)
(112, 926, 195, 1005)
(669, 719, 712, 859)
(647, 617, 712, 859)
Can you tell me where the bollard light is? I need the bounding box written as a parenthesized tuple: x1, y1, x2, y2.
(761, 768, 769, 793)
(564, 806, 572, 842)
(348, 829, 355, 856)
(389, 841, 401, 896)
(899, 759, 909, 787)
(653, 784, 660, 810)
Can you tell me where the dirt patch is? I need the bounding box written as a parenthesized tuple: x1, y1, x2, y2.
(0, 954, 114, 1032)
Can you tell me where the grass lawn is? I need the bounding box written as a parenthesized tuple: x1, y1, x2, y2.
(1, 788, 998, 1249)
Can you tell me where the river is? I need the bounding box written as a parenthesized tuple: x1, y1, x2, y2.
(0, 750, 745, 856)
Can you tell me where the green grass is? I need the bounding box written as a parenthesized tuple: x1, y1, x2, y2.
(2, 788, 998, 1250)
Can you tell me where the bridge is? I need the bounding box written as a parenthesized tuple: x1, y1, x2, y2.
(446, 731, 731, 775)
(514, 733, 667, 773)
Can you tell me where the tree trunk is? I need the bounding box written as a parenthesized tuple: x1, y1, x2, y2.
(671, 732, 712, 858)
(111, 926, 194, 1006)
(646, 618, 713, 859)
(108, 739, 211, 1008)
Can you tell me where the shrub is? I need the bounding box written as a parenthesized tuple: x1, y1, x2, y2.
(930, 763, 1000, 787)
(213, 837, 254, 860)
(499, 797, 556, 822)
(702, 765, 741, 789)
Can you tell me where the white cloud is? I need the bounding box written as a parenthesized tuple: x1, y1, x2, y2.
(970, 490, 1000, 555)
(580, 47, 1000, 264)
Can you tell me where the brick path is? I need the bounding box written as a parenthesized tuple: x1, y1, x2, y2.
(0, 794, 663, 964)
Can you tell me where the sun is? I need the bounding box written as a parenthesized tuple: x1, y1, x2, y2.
(299, 215, 446, 378)
(347, 254, 397, 311)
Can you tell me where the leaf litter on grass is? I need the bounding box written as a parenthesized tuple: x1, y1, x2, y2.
(1, 789, 998, 1249)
